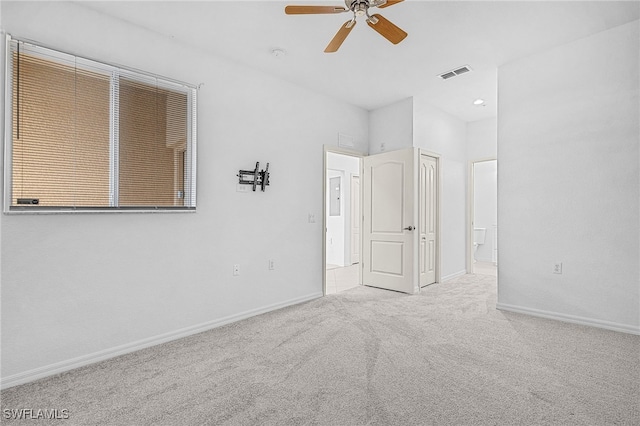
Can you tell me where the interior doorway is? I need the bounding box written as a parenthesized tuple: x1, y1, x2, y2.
(324, 148, 362, 295)
(324, 147, 441, 295)
(468, 158, 497, 276)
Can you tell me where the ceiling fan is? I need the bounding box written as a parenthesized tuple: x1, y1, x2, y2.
(285, 0, 407, 53)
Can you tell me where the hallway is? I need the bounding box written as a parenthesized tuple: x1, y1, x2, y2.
(473, 261, 497, 276)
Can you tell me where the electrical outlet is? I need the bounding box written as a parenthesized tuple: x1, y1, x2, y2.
(308, 213, 316, 223)
(269, 260, 275, 270)
(233, 264, 240, 276)
(553, 262, 563, 274)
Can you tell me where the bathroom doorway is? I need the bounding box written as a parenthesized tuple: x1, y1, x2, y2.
(468, 159, 497, 276)
(324, 148, 362, 295)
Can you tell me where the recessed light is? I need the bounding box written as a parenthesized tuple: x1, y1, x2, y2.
(473, 98, 485, 106)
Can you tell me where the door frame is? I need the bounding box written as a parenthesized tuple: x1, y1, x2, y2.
(418, 149, 442, 287)
(323, 145, 365, 296)
(466, 157, 497, 273)
(349, 174, 360, 265)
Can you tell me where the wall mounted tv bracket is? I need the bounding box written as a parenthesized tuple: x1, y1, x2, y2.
(237, 162, 270, 192)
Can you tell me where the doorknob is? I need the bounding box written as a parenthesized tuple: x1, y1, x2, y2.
(404, 226, 414, 231)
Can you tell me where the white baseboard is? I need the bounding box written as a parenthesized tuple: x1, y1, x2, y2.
(1, 292, 323, 390)
(441, 270, 467, 282)
(496, 302, 640, 335)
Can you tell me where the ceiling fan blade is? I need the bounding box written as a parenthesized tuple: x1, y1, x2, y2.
(367, 13, 408, 45)
(378, 0, 404, 8)
(285, 5, 347, 14)
(325, 20, 356, 53)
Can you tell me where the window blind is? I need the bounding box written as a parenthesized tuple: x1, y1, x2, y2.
(5, 38, 197, 211)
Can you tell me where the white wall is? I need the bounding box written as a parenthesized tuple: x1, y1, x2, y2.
(326, 153, 360, 267)
(498, 20, 640, 333)
(467, 118, 497, 161)
(0, 1, 369, 386)
(368, 97, 413, 155)
(413, 98, 468, 280)
(473, 160, 497, 263)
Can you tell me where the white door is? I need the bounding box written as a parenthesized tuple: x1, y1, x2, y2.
(362, 148, 416, 294)
(350, 175, 360, 264)
(420, 154, 437, 286)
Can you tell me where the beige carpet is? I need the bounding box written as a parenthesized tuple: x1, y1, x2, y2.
(2, 273, 638, 425)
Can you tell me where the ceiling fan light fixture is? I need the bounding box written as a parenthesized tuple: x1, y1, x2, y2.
(286, 0, 406, 52)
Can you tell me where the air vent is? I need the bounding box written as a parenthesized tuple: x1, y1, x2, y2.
(453, 66, 470, 75)
(438, 65, 472, 80)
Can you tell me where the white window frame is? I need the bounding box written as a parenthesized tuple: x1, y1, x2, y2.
(2, 34, 198, 213)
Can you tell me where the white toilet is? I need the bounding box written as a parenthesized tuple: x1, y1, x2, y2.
(473, 228, 486, 261)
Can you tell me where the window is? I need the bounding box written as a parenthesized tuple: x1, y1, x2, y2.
(4, 37, 197, 212)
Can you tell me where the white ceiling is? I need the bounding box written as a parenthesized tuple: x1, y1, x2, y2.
(80, 0, 639, 122)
